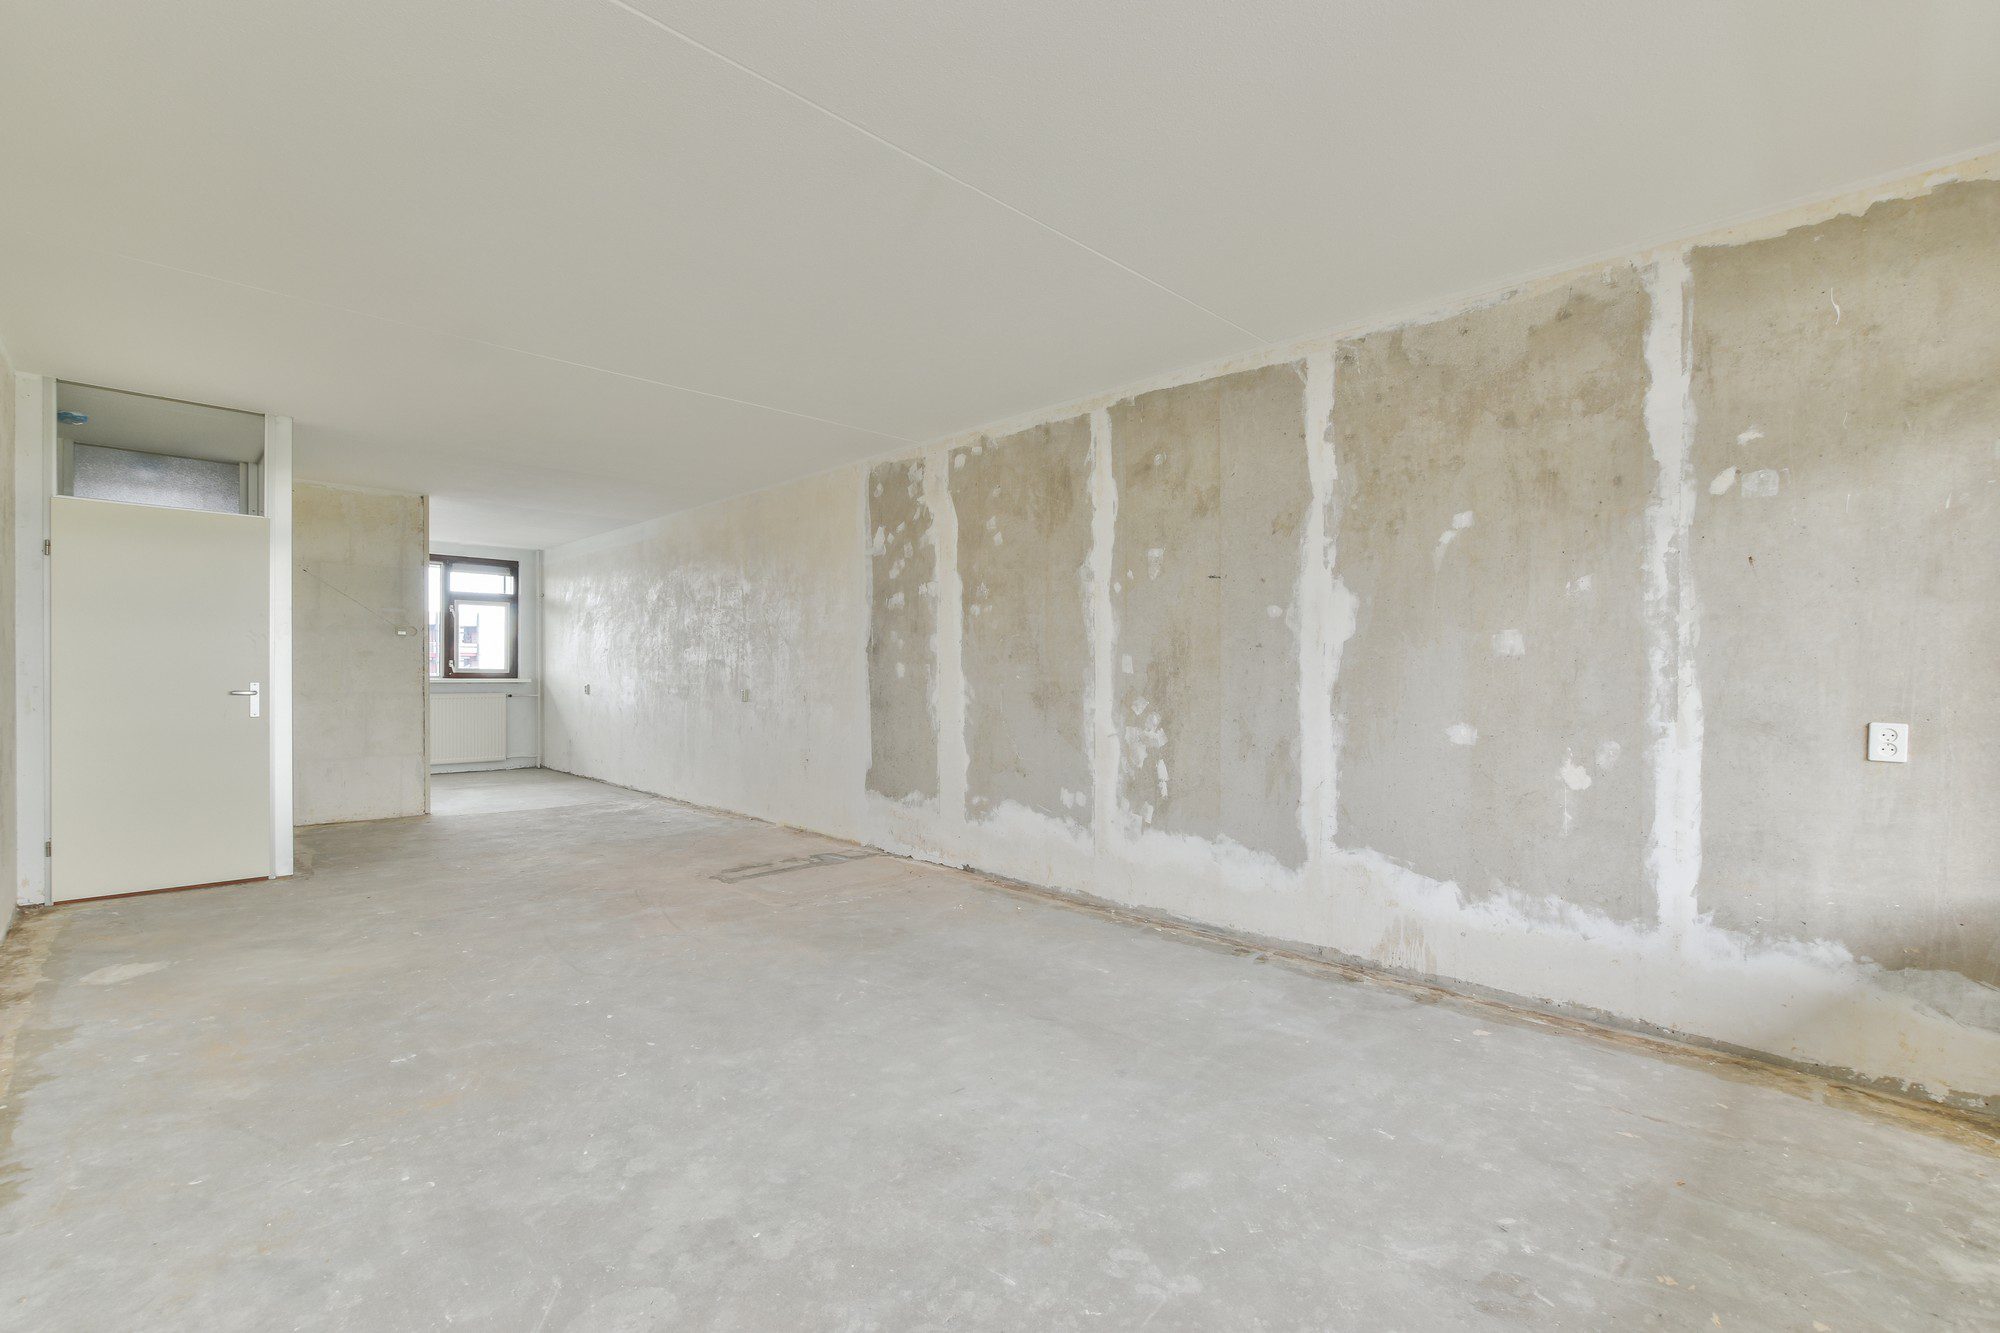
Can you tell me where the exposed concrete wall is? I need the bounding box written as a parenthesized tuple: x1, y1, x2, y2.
(542, 156, 2000, 1111)
(1333, 270, 1653, 922)
(865, 459, 939, 804)
(1109, 367, 1310, 865)
(1688, 180, 2000, 988)
(544, 468, 869, 841)
(953, 419, 1093, 827)
(292, 483, 428, 826)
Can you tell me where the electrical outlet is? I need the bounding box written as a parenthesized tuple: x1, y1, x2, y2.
(583, 683, 591, 696)
(1867, 722, 1909, 763)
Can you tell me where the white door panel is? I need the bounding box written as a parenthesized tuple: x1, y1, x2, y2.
(50, 496, 272, 900)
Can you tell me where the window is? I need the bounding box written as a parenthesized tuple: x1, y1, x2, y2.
(428, 555, 519, 679)
(60, 442, 257, 515)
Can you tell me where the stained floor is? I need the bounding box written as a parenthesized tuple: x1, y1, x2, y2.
(0, 769, 1994, 1330)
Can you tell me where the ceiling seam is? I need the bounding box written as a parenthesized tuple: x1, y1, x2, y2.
(597, 0, 1273, 345)
(79, 243, 919, 444)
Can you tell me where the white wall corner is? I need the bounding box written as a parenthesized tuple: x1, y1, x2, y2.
(12, 372, 52, 907)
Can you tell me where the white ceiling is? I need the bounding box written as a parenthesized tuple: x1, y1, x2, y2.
(2, 1, 1996, 548)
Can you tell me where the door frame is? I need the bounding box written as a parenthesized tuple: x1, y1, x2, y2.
(8, 372, 294, 908)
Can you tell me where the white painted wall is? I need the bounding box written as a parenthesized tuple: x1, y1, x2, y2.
(542, 155, 2000, 1111)
(7, 374, 50, 913)
(429, 541, 541, 772)
(0, 362, 15, 937)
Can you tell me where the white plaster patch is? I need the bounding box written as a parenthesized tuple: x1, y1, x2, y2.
(1121, 654, 1133, 675)
(1266, 604, 1283, 619)
(1446, 723, 1479, 746)
(1740, 468, 1780, 498)
(1736, 427, 1764, 446)
(1146, 547, 1165, 579)
(1432, 511, 1475, 569)
(1641, 254, 1705, 940)
(1491, 629, 1526, 657)
(1709, 467, 1738, 495)
(1299, 347, 1341, 861)
(82, 962, 169, 986)
(1567, 573, 1593, 595)
(1560, 757, 1594, 791)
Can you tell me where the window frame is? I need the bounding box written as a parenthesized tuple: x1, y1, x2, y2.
(429, 554, 520, 680)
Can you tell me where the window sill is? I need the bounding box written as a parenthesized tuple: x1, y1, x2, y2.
(430, 678, 533, 686)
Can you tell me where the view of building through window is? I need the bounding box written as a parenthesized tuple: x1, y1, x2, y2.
(427, 555, 519, 678)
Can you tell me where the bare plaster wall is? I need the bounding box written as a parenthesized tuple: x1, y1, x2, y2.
(292, 483, 428, 826)
(1689, 180, 2000, 988)
(543, 468, 869, 842)
(953, 419, 1093, 827)
(1334, 270, 1654, 922)
(542, 157, 2000, 1110)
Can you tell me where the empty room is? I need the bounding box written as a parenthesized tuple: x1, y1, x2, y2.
(1, 2, 1997, 1328)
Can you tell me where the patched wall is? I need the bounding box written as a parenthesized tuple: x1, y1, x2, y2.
(540, 158, 2000, 1106)
(542, 467, 868, 839)
(865, 458, 939, 803)
(1689, 180, 2000, 985)
(953, 419, 1093, 826)
(293, 483, 428, 825)
(1333, 270, 1654, 921)
(1109, 364, 1309, 866)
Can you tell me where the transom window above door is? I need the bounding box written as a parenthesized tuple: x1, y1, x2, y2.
(428, 555, 519, 679)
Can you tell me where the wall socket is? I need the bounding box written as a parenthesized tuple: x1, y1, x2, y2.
(583, 683, 591, 695)
(1867, 722, 1909, 763)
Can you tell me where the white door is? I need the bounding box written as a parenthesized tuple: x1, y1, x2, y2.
(50, 496, 272, 901)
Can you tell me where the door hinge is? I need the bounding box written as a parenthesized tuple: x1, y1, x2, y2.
(42, 539, 51, 556)
(44, 839, 52, 858)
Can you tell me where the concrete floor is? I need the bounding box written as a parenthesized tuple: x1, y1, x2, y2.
(1, 770, 1994, 1330)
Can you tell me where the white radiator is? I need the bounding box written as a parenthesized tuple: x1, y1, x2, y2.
(431, 692, 509, 765)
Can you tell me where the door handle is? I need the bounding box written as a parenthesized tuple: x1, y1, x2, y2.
(230, 683, 262, 718)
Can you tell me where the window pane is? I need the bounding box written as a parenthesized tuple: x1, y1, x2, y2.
(451, 601, 512, 673)
(427, 563, 445, 678)
(69, 443, 245, 514)
(449, 566, 514, 595)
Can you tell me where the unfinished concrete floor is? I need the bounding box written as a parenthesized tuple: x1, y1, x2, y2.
(1, 770, 1994, 1330)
